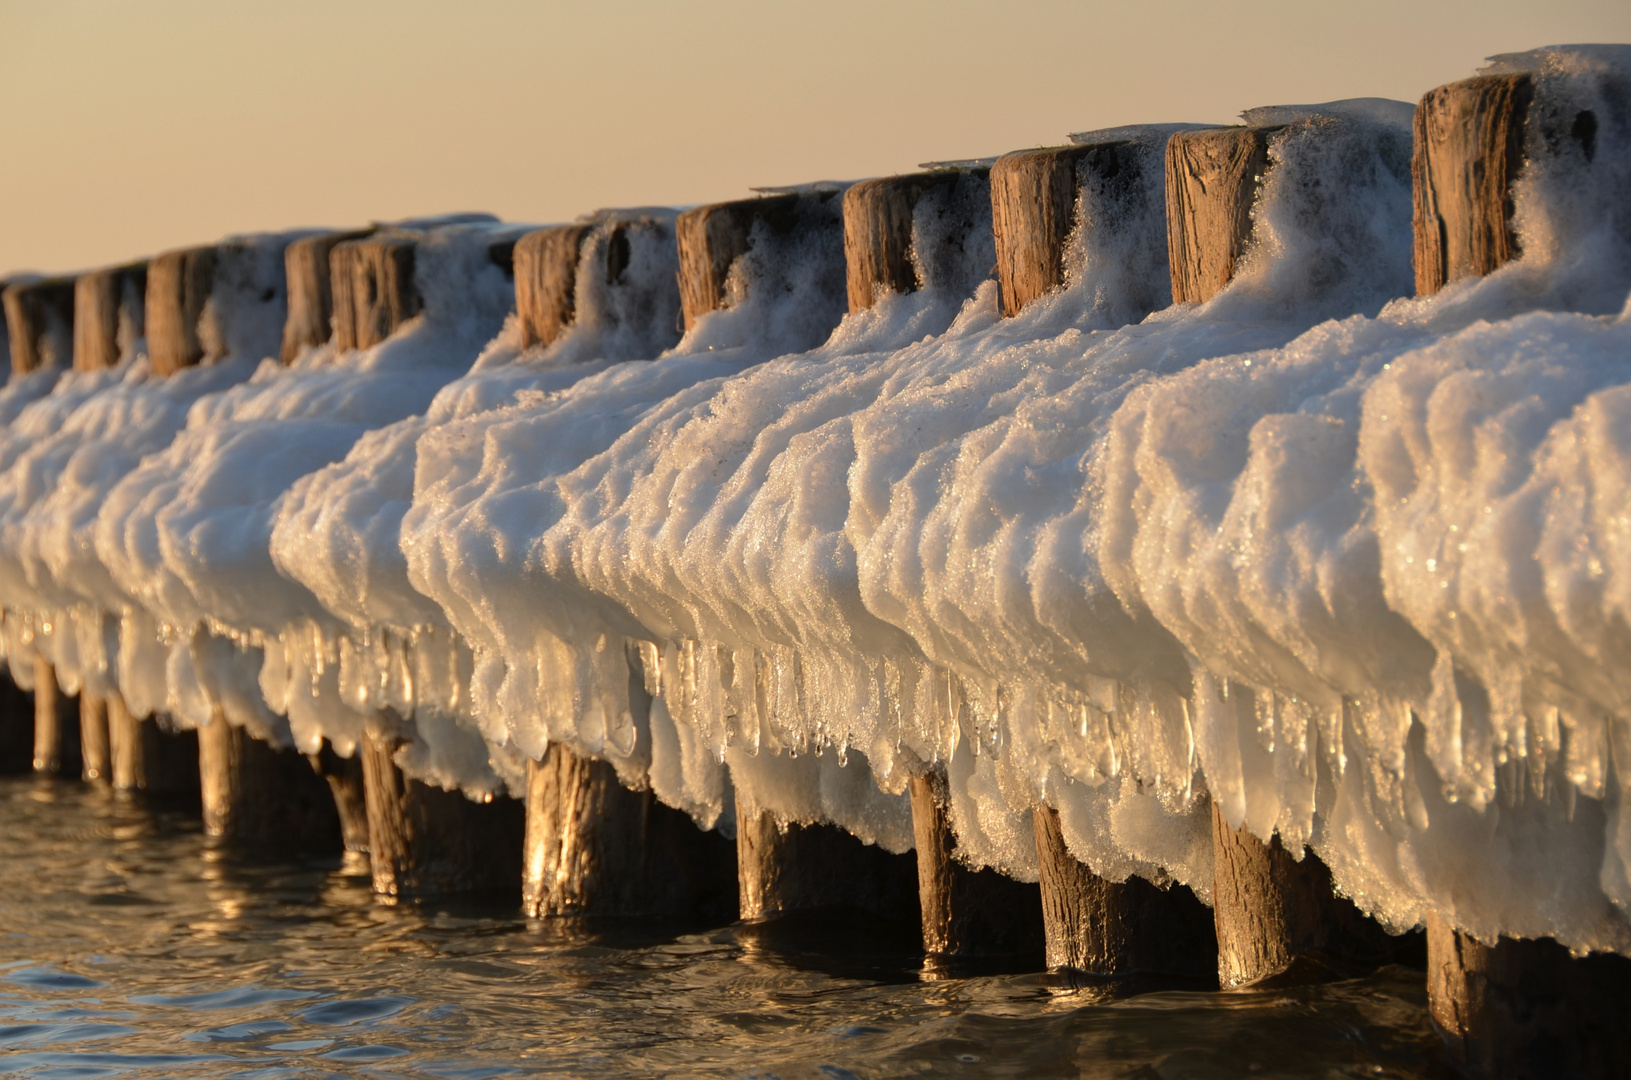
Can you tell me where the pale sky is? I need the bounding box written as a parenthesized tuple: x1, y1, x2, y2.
(4, 0, 1630, 278)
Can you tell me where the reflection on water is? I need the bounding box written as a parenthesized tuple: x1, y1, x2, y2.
(0, 776, 1451, 1078)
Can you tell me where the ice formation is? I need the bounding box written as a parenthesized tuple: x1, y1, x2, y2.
(0, 46, 1627, 954)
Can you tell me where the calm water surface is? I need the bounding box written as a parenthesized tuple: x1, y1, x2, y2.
(0, 776, 1452, 1078)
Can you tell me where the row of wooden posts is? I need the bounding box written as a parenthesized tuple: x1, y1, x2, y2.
(3, 70, 1626, 1079)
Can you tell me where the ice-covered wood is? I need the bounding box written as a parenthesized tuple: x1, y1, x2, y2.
(31, 656, 80, 776)
(107, 694, 199, 795)
(1033, 806, 1215, 978)
(844, 169, 992, 312)
(3, 277, 76, 374)
(1166, 127, 1277, 304)
(280, 230, 371, 362)
(737, 806, 918, 920)
(989, 147, 1090, 316)
(523, 743, 736, 920)
(910, 771, 1043, 958)
(146, 245, 219, 376)
(1211, 804, 1396, 987)
(197, 713, 342, 851)
(79, 694, 110, 783)
(73, 262, 146, 372)
(360, 717, 523, 897)
(330, 235, 420, 352)
(309, 742, 370, 855)
(1412, 73, 1534, 296)
(1427, 915, 1631, 1079)
(514, 224, 592, 349)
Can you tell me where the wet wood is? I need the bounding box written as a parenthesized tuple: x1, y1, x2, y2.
(73, 263, 146, 372)
(79, 694, 110, 783)
(736, 805, 918, 920)
(1211, 803, 1397, 987)
(990, 147, 1090, 316)
(844, 170, 991, 311)
(280, 230, 371, 361)
(909, 771, 1043, 958)
(676, 189, 848, 331)
(523, 743, 736, 920)
(360, 717, 524, 898)
(1427, 914, 1631, 1079)
(307, 741, 369, 854)
(145, 245, 219, 375)
(3, 277, 77, 374)
(107, 694, 200, 795)
(1166, 127, 1277, 304)
(197, 713, 342, 851)
(1033, 806, 1215, 978)
(1412, 73, 1534, 296)
(330, 235, 420, 352)
(514, 225, 592, 348)
(31, 656, 81, 776)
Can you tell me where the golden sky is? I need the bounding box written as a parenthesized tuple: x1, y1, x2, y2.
(4, 0, 1630, 277)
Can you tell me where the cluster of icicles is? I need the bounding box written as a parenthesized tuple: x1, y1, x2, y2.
(3, 46, 1631, 955)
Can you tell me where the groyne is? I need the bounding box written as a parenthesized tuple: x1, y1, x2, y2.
(2, 44, 1629, 1078)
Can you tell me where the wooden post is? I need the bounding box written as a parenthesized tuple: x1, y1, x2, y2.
(1210, 803, 1395, 986)
(523, 743, 736, 920)
(843, 167, 992, 312)
(145, 245, 219, 376)
(1165, 126, 1279, 304)
(3, 277, 76, 374)
(675, 187, 849, 333)
(908, 770, 1043, 959)
(1427, 915, 1631, 1080)
(514, 224, 591, 349)
(79, 694, 110, 783)
(736, 805, 918, 921)
(1031, 805, 1215, 980)
(330, 235, 420, 352)
(359, 715, 524, 898)
(31, 656, 81, 777)
(73, 263, 146, 373)
(196, 711, 342, 852)
(280, 230, 371, 361)
(308, 741, 370, 856)
(1412, 73, 1534, 296)
(107, 693, 199, 796)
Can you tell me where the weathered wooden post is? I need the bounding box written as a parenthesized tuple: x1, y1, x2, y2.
(106, 692, 199, 796)
(735, 802, 918, 921)
(675, 186, 850, 345)
(309, 742, 369, 857)
(1411, 68, 1631, 1077)
(73, 262, 146, 373)
(197, 711, 342, 851)
(145, 245, 219, 375)
(360, 712, 523, 898)
(514, 224, 590, 349)
(330, 233, 421, 352)
(2, 276, 76, 374)
(1165, 126, 1279, 304)
(842, 166, 993, 312)
(280, 230, 371, 361)
(31, 653, 81, 776)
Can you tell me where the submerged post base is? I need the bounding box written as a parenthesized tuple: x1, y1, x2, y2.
(32, 657, 81, 777)
(523, 743, 735, 921)
(737, 807, 918, 922)
(360, 718, 523, 899)
(197, 715, 341, 852)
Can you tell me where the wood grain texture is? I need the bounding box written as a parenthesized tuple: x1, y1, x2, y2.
(280, 230, 371, 362)
(1427, 914, 1631, 1079)
(3, 277, 77, 374)
(909, 771, 1043, 958)
(361, 718, 523, 898)
(330, 235, 421, 353)
(1211, 802, 1396, 987)
(1166, 127, 1276, 304)
(73, 263, 146, 372)
(107, 694, 200, 795)
(31, 656, 81, 776)
(736, 806, 918, 921)
(197, 713, 342, 852)
(990, 147, 1089, 316)
(1033, 806, 1215, 978)
(514, 225, 592, 349)
(78, 694, 110, 783)
(1412, 73, 1533, 296)
(145, 245, 219, 376)
(523, 743, 735, 920)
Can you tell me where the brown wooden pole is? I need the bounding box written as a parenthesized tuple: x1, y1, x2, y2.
(2, 277, 76, 375)
(31, 655, 80, 777)
(308, 741, 369, 857)
(735, 803, 918, 921)
(842, 168, 992, 313)
(145, 245, 219, 376)
(1032, 805, 1216, 981)
(330, 235, 421, 353)
(78, 694, 110, 783)
(522, 743, 735, 920)
(1165, 126, 1279, 304)
(107, 692, 198, 796)
(280, 230, 371, 362)
(359, 713, 523, 898)
(197, 708, 342, 852)
(908, 769, 1043, 960)
(513, 224, 592, 349)
(73, 263, 146, 373)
